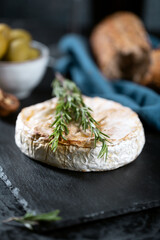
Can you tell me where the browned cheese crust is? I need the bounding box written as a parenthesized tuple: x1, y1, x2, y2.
(15, 97, 145, 172)
(20, 96, 141, 148)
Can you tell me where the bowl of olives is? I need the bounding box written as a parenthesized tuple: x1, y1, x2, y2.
(0, 24, 49, 99)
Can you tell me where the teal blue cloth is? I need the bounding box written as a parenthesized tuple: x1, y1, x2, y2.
(54, 34, 160, 131)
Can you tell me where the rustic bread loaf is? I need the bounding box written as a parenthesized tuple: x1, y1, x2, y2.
(90, 12, 151, 82)
(140, 49, 160, 88)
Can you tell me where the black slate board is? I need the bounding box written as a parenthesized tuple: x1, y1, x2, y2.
(0, 69, 160, 229)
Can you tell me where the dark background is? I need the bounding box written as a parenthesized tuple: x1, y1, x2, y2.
(0, 0, 160, 45)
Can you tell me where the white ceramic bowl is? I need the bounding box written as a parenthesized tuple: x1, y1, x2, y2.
(0, 41, 49, 99)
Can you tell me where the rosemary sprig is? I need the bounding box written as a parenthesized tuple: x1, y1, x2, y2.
(49, 73, 110, 159)
(3, 210, 61, 230)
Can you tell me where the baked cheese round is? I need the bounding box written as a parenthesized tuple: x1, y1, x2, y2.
(15, 96, 145, 172)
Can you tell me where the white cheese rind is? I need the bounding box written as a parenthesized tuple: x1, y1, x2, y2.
(15, 97, 145, 172)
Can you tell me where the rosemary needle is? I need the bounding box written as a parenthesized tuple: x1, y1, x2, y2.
(49, 73, 110, 159)
(3, 210, 61, 230)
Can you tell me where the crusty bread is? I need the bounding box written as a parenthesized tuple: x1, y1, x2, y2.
(15, 96, 145, 172)
(140, 49, 160, 88)
(90, 12, 151, 82)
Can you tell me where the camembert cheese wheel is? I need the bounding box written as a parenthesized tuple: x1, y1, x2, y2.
(15, 96, 145, 172)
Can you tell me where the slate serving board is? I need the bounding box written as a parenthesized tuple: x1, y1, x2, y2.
(0, 70, 160, 229)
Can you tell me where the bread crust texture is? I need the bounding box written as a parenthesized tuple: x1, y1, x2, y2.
(90, 11, 151, 82)
(15, 96, 145, 172)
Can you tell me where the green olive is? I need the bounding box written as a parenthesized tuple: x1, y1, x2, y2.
(0, 24, 11, 59)
(28, 47, 40, 60)
(0, 23, 11, 40)
(0, 33, 8, 59)
(5, 39, 30, 62)
(10, 29, 32, 43)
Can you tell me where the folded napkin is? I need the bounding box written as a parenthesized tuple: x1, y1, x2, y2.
(54, 34, 160, 131)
